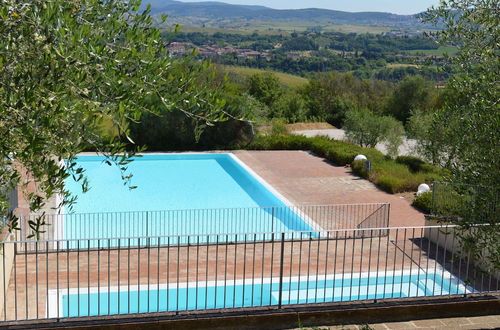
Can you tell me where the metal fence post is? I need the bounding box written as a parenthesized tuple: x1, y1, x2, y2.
(386, 203, 391, 236)
(145, 211, 149, 247)
(278, 232, 285, 309)
(431, 181, 437, 214)
(271, 207, 275, 233)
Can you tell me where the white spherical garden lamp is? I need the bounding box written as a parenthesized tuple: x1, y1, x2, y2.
(417, 183, 431, 196)
(354, 154, 367, 162)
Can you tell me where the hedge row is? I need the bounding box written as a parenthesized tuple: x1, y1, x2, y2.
(242, 134, 444, 194)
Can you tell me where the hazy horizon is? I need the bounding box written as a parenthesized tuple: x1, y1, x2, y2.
(176, 0, 439, 15)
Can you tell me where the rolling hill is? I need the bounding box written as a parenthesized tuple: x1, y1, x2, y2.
(144, 0, 429, 28)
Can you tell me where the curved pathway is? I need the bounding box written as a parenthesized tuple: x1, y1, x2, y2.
(292, 129, 418, 157)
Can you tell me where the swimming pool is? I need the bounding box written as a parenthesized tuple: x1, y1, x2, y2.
(62, 154, 316, 242)
(51, 271, 468, 318)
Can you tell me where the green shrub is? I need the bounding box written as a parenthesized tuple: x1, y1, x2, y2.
(351, 159, 369, 178)
(368, 160, 420, 192)
(396, 155, 445, 175)
(377, 175, 407, 193)
(412, 191, 433, 213)
(420, 163, 442, 174)
(396, 156, 426, 172)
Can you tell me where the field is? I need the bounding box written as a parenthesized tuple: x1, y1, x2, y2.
(386, 63, 420, 68)
(257, 122, 336, 134)
(285, 122, 336, 130)
(407, 46, 459, 56)
(239, 21, 392, 34)
(171, 24, 285, 36)
(169, 21, 392, 35)
(221, 65, 309, 88)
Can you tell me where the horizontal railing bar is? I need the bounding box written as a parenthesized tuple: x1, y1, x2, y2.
(15, 236, 391, 254)
(2, 225, 461, 244)
(17, 203, 390, 217)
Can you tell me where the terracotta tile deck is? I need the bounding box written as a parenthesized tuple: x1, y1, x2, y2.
(233, 151, 425, 227)
(4, 234, 442, 321)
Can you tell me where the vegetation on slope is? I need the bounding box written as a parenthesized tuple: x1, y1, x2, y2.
(167, 30, 450, 81)
(221, 65, 308, 88)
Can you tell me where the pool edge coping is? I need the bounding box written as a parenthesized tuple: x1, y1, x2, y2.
(228, 153, 325, 233)
(46, 267, 474, 319)
(54, 152, 324, 241)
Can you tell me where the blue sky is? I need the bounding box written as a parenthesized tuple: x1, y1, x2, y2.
(179, 0, 439, 15)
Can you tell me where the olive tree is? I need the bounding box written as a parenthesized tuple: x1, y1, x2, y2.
(407, 108, 459, 166)
(386, 75, 436, 124)
(0, 0, 226, 235)
(420, 0, 500, 269)
(343, 108, 404, 157)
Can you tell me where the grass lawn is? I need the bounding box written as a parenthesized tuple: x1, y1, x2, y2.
(169, 22, 392, 35)
(407, 46, 459, 56)
(386, 63, 420, 68)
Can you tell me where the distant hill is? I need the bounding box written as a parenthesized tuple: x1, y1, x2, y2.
(144, 0, 428, 28)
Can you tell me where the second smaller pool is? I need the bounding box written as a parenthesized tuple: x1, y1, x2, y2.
(54, 272, 467, 318)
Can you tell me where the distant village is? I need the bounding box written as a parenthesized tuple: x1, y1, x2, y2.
(167, 42, 271, 60)
(167, 41, 445, 63)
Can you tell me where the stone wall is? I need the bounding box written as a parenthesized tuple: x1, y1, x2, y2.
(424, 218, 500, 281)
(0, 230, 16, 318)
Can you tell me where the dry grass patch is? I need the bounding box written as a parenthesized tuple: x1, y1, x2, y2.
(256, 122, 336, 135)
(287, 122, 336, 131)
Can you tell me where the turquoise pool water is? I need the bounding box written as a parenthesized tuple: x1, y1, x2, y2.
(59, 273, 466, 317)
(63, 154, 314, 242)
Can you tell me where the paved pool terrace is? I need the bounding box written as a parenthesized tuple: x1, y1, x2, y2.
(231, 150, 424, 227)
(3, 150, 440, 321)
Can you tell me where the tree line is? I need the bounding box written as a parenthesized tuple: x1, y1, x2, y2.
(129, 68, 443, 157)
(168, 31, 440, 53)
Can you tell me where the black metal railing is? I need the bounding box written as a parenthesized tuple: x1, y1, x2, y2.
(0, 225, 498, 323)
(17, 203, 390, 249)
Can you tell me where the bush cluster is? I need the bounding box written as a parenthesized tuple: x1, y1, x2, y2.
(412, 191, 433, 213)
(242, 134, 443, 194)
(395, 156, 440, 173)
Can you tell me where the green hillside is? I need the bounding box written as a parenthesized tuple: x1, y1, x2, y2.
(145, 0, 431, 31)
(408, 46, 459, 56)
(221, 65, 308, 88)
